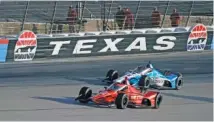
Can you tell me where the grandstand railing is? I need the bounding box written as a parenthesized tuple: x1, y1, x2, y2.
(0, 1, 213, 35)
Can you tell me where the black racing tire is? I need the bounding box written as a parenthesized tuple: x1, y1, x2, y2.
(153, 93, 162, 109)
(175, 72, 183, 90)
(115, 93, 129, 109)
(106, 69, 114, 78)
(106, 69, 119, 82)
(78, 87, 92, 103)
(138, 75, 151, 90)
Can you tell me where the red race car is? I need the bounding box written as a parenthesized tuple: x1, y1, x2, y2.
(75, 77, 162, 109)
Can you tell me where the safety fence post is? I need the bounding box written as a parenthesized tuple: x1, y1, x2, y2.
(133, 0, 141, 29)
(106, 0, 113, 30)
(102, 1, 107, 31)
(49, 1, 57, 34)
(20, 1, 30, 31)
(185, 1, 194, 27)
(161, 0, 170, 28)
(79, 1, 86, 32)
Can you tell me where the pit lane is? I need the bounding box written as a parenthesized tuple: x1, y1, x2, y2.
(0, 51, 212, 121)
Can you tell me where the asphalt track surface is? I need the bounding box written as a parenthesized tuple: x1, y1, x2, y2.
(0, 51, 213, 121)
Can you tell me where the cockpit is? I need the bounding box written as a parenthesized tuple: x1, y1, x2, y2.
(107, 83, 127, 91)
(132, 66, 146, 73)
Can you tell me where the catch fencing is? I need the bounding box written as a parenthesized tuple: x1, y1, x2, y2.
(0, 1, 213, 35)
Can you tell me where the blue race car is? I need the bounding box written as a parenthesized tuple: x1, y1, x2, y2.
(103, 62, 183, 90)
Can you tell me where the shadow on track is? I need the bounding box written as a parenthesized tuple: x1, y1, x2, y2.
(0, 107, 82, 112)
(32, 96, 115, 109)
(64, 77, 106, 86)
(32, 96, 77, 105)
(32, 96, 156, 109)
(162, 92, 213, 103)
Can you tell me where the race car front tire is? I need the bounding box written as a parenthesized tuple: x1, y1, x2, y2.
(175, 73, 183, 90)
(115, 93, 129, 109)
(78, 87, 92, 103)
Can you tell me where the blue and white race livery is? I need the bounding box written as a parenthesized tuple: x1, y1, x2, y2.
(103, 62, 183, 90)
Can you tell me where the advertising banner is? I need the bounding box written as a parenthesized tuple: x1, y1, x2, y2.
(14, 30, 37, 61)
(32, 32, 188, 59)
(5, 29, 213, 61)
(186, 24, 208, 51)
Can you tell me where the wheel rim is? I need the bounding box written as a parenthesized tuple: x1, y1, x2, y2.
(157, 96, 162, 106)
(178, 80, 182, 87)
(146, 80, 150, 87)
(85, 90, 92, 99)
(123, 97, 128, 106)
(113, 73, 118, 80)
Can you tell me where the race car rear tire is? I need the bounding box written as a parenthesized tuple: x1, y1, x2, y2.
(138, 75, 151, 91)
(175, 72, 183, 90)
(78, 87, 92, 103)
(106, 69, 119, 83)
(115, 93, 129, 109)
(153, 93, 162, 109)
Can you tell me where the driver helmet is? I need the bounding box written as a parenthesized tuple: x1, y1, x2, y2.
(140, 66, 152, 75)
(136, 66, 144, 72)
(121, 76, 130, 85)
(146, 63, 153, 68)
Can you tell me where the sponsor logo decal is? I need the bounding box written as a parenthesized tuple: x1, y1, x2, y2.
(0, 39, 9, 62)
(14, 30, 37, 61)
(50, 36, 177, 55)
(131, 95, 143, 100)
(187, 24, 207, 51)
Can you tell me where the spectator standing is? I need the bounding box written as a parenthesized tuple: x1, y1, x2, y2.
(32, 24, 38, 34)
(67, 5, 78, 33)
(124, 7, 134, 30)
(115, 6, 125, 30)
(151, 7, 161, 28)
(170, 9, 181, 27)
(196, 17, 202, 23)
